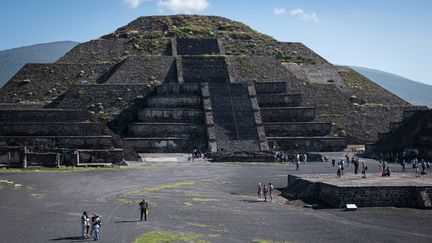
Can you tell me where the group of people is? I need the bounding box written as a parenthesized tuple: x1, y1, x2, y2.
(334, 154, 368, 178)
(80, 212, 101, 241)
(257, 182, 274, 202)
(410, 158, 431, 177)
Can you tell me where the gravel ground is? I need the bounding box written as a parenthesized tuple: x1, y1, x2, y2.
(0, 153, 431, 243)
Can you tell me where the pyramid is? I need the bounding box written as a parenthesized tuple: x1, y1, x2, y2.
(0, 15, 426, 166)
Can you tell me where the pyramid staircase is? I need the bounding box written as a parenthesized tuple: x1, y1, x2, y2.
(255, 82, 347, 152)
(123, 83, 207, 152)
(0, 107, 123, 167)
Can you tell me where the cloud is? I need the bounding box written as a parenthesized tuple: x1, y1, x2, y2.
(158, 0, 209, 13)
(124, 0, 143, 9)
(274, 7, 287, 16)
(289, 8, 320, 22)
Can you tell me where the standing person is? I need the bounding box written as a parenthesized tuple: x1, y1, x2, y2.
(139, 199, 149, 221)
(345, 154, 350, 167)
(332, 158, 336, 167)
(257, 183, 263, 200)
(401, 159, 406, 172)
(263, 184, 268, 202)
(353, 158, 359, 174)
(93, 214, 101, 241)
(89, 214, 96, 238)
(415, 162, 421, 177)
(296, 159, 300, 171)
(296, 153, 300, 164)
(361, 162, 368, 178)
(81, 211, 89, 239)
(268, 182, 274, 201)
(303, 154, 307, 163)
(339, 159, 345, 176)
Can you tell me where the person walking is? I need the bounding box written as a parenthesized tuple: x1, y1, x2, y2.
(263, 185, 268, 202)
(81, 211, 89, 239)
(268, 182, 274, 201)
(139, 199, 149, 221)
(93, 214, 101, 241)
(296, 159, 300, 171)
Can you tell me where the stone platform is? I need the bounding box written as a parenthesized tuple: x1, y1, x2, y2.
(283, 173, 432, 209)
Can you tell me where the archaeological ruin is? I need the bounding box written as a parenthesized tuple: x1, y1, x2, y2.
(0, 15, 429, 167)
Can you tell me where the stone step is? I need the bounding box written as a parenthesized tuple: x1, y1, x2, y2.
(128, 123, 206, 138)
(0, 109, 89, 122)
(0, 122, 104, 136)
(261, 107, 316, 122)
(0, 136, 113, 149)
(267, 137, 346, 152)
(123, 137, 207, 153)
(257, 93, 302, 107)
(283, 180, 311, 199)
(182, 56, 230, 83)
(146, 96, 202, 108)
(254, 82, 288, 94)
(137, 108, 203, 123)
(155, 83, 201, 95)
(264, 122, 332, 137)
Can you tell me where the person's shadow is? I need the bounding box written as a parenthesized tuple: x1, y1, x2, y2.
(114, 220, 141, 223)
(50, 236, 86, 241)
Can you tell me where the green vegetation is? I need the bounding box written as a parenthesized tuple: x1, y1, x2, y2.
(133, 231, 208, 243)
(0, 166, 127, 173)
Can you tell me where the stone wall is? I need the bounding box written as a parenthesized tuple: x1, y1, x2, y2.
(176, 38, 220, 55)
(0, 122, 103, 136)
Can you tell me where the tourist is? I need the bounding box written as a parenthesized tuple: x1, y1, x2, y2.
(382, 160, 387, 172)
(303, 154, 307, 163)
(331, 158, 336, 167)
(421, 159, 427, 174)
(257, 183, 263, 200)
(337, 164, 342, 177)
(427, 160, 431, 172)
(139, 199, 149, 221)
(295, 159, 300, 171)
(296, 153, 300, 164)
(401, 159, 406, 172)
(353, 158, 359, 174)
(81, 211, 89, 239)
(89, 213, 96, 238)
(415, 162, 421, 177)
(382, 166, 391, 177)
(361, 162, 368, 178)
(263, 184, 268, 202)
(378, 160, 383, 173)
(339, 159, 345, 175)
(345, 154, 350, 167)
(268, 182, 274, 201)
(93, 214, 101, 241)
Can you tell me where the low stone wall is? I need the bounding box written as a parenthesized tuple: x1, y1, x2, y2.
(156, 83, 200, 95)
(211, 151, 274, 162)
(124, 137, 207, 153)
(0, 136, 113, 149)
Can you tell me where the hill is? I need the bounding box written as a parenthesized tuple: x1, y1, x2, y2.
(351, 66, 432, 108)
(0, 41, 79, 86)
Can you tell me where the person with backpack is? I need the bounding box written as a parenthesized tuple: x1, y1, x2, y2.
(139, 199, 149, 221)
(93, 214, 101, 241)
(81, 211, 89, 239)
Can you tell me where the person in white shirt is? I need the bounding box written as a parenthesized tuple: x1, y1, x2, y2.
(81, 211, 89, 239)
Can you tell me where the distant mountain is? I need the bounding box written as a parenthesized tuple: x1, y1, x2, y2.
(0, 41, 79, 86)
(351, 66, 432, 108)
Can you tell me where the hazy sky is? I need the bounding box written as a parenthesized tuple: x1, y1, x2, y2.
(1, 0, 431, 84)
